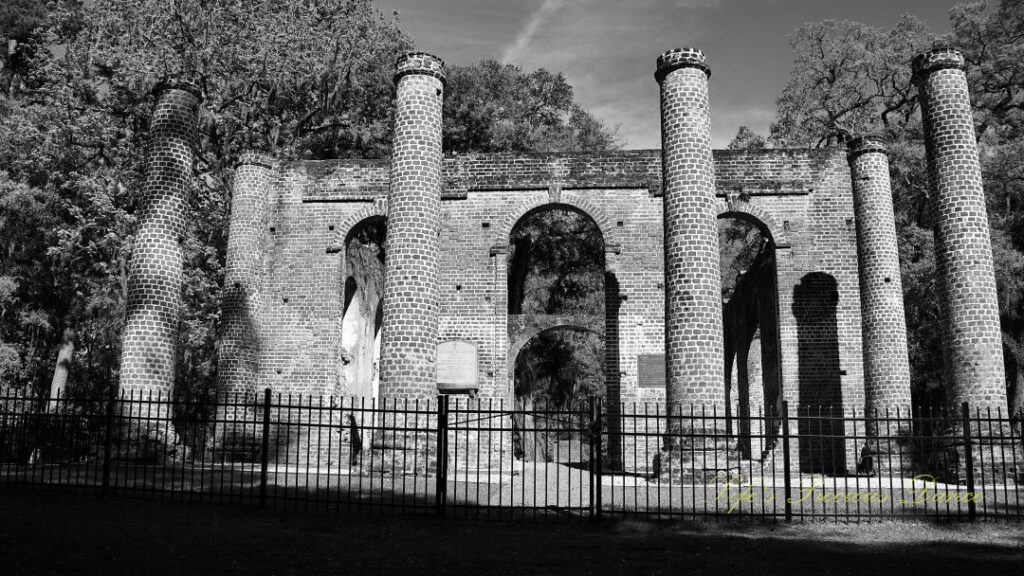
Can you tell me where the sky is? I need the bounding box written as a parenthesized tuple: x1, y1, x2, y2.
(375, 0, 962, 149)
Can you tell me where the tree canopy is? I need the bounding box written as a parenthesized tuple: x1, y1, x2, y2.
(444, 60, 619, 153)
(0, 0, 617, 397)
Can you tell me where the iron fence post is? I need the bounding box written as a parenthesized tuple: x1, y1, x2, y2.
(781, 400, 792, 522)
(588, 397, 602, 520)
(101, 389, 116, 494)
(259, 388, 271, 507)
(961, 402, 976, 521)
(435, 395, 449, 517)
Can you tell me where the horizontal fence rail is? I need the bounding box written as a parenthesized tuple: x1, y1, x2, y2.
(1, 390, 1021, 522)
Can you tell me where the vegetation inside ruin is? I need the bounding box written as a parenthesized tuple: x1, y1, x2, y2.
(341, 217, 385, 398)
(509, 208, 605, 408)
(719, 218, 768, 302)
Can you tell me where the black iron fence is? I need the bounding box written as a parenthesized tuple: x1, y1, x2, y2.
(1, 390, 1021, 522)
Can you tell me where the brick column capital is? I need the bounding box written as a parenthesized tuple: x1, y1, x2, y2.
(846, 137, 888, 163)
(154, 72, 203, 101)
(655, 48, 710, 83)
(394, 51, 446, 86)
(911, 48, 966, 83)
(235, 151, 276, 170)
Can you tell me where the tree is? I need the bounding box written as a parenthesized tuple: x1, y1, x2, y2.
(727, 126, 767, 151)
(770, 16, 935, 148)
(444, 60, 619, 153)
(341, 218, 385, 398)
(0, 0, 50, 92)
(0, 0, 413, 397)
(0, 0, 620, 401)
(771, 1, 1024, 415)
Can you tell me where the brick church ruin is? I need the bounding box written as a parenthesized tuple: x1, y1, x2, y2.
(119, 47, 1008, 469)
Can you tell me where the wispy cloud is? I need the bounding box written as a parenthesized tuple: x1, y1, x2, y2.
(495, 0, 724, 148)
(502, 0, 567, 64)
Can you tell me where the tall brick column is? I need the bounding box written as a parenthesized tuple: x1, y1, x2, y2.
(120, 76, 201, 399)
(656, 48, 724, 412)
(912, 49, 1007, 412)
(848, 138, 913, 473)
(847, 138, 913, 417)
(379, 52, 445, 400)
(217, 153, 272, 399)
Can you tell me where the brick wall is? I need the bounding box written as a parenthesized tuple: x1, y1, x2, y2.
(250, 148, 861, 419)
(256, 162, 348, 396)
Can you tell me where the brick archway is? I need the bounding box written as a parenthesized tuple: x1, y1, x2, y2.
(494, 194, 619, 252)
(717, 198, 787, 455)
(328, 197, 388, 254)
(502, 195, 612, 400)
(507, 315, 605, 376)
(335, 203, 389, 399)
(715, 199, 789, 248)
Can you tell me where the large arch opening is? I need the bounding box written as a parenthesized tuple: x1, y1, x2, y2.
(507, 205, 606, 462)
(508, 205, 605, 317)
(511, 326, 601, 462)
(340, 216, 386, 400)
(718, 212, 783, 460)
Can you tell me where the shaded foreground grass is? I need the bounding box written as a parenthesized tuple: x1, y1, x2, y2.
(0, 488, 1021, 575)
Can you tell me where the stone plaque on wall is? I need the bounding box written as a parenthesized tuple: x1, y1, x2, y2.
(436, 341, 478, 391)
(637, 354, 666, 388)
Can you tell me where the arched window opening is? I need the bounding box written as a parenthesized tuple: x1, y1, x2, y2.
(340, 216, 386, 399)
(719, 214, 783, 460)
(507, 206, 606, 463)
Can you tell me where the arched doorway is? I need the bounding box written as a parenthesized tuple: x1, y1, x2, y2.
(340, 216, 386, 400)
(507, 205, 606, 462)
(511, 326, 601, 462)
(718, 212, 783, 460)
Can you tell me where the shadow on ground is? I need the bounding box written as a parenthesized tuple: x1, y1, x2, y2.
(0, 488, 1021, 576)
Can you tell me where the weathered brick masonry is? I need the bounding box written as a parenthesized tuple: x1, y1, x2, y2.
(380, 52, 446, 400)
(120, 76, 201, 398)
(847, 138, 912, 416)
(116, 49, 1010, 471)
(848, 137, 913, 472)
(245, 146, 866, 416)
(656, 48, 724, 412)
(218, 153, 275, 398)
(913, 49, 1007, 412)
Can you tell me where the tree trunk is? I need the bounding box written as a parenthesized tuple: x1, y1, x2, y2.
(48, 329, 74, 412)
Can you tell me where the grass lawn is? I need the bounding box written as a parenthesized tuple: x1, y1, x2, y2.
(1, 488, 1021, 575)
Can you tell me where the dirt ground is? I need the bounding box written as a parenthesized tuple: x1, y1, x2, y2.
(1, 488, 1021, 576)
